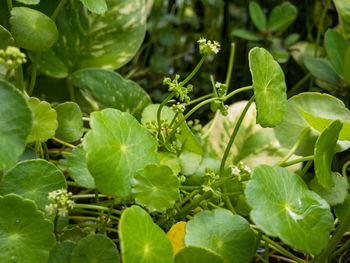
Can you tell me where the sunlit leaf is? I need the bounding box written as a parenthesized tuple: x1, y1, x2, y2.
(80, 0, 107, 14)
(166, 221, 186, 255)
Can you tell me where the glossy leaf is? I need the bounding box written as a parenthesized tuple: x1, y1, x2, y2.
(10, 7, 58, 52)
(70, 234, 120, 263)
(175, 246, 224, 263)
(83, 109, 159, 197)
(0, 160, 67, 210)
(37, 0, 146, 78)
(267, 2, 297, 33)
(27, 97, 57, 143)
(0, 80, 32, 170)
(132, 164, 180, 212)
(232, 29, 263, 41)
(274, 92, 350, 156)
(246, 165, 334, 254)
(249, 47, 287, 127)
(80, 0, 107, 14)
(15, 0, 40, 4)
(314, 120, 342, 189)
(166, 221, 186, 255)
(249, 2, 266, 32)
(71, 68, 150, 120)
(119, 206, 173, 263)
(47, 241, 75, 263)
(324, 29, 348, 75)
(334, 194, 350, 231)
(67, 145, 95, 189)
(310, 172, 349, 206)
(0, 194, 56, 263)
(304, 58, 342, 85)
(0, 25, 14, 49)
(55, 102, 83, 143)
(184, 209, 256, 263)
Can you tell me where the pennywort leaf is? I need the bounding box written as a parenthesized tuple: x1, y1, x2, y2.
(80, 0, 107, 14)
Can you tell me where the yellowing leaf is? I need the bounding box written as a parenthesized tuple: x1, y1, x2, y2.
(166, 221, 186, 255)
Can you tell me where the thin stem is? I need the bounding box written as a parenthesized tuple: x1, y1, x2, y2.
(69, 216, 99, 221)
(72, 194, 108, 199)
(7, 0, 12, 12)
(82, 117, 90, 122)
(223, 86, 253, 101)
(201, 110, 220, 139)
(299, 160, 313, 178)
(67, 181, 81, 187)
(157, 92, 175, 135)
(52, 137, 75, 148)
(72, 209, 119, 220)
(101, 199, 115, 234)
(185, 93, 213, 106)
(281, 156, 314, 167)
(67, 78, 75, 102)
(342, 159, 350, 178)
(74, 203, 122, 215)
(48, 149, 72, 155)
(314, 0, 332, 57)
(51, 0, 68, 20)
(275, 127, 310, 167)
(28, 54, 39, 96)
(180, 56, 207, 87)
(178, 189, 201, 207)
(225, 43, 236, 87)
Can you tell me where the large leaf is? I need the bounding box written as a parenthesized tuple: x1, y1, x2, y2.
(37, 0, 146, 78)
(70, 234, 120, 263)
(83, 109, 159, 197)
(0, 80, 33, 170)
(249, 47, 287, 127)
(267, 2, 297, 33)
(184, 209, 256, 263)
(0, 160, 67, 210)
(246, 165, 334, 254)
(314, 120, 342, 190)
(119, 206, 173, 263)
(324, 29, 348, 75)
(55, 102, 83, 142)
(304, 58, 342, 85)
(80, 0, 107, 14)
(132, 164, 180, 212)
(0, 194, 56, 263)
(47, 241, 75, 263)
(274, 92, 350, 156)
(334, 0, 350, 35)
(10, 7, 58, 52)
(71, 68, 151, 120)
(175, 246, 224, 263)
(249, 2, 266, 32)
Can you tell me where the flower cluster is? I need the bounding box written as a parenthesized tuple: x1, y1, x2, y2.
(230, 162, 252, 180)
(163, 75, 193, 103)
(197, 38, 220, 55)
(45, 189, 75, 217)
(0, 46, 26, 69)
(172, 102, 186, 113)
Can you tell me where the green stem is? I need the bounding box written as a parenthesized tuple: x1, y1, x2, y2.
(15, 65, 24, 91)
(180, 56, 207, 87)
(51, 0, 68, 20)
(7, 0, 12, 12)
(74, 203, 122, 215)
(178, 189, 201, 207)
(28, 54, 39, 96)
(281, 155, 314, 167)
(101, 199, 115, 235)
(314, 0, 332, 57)
(329, 237, 350, 260)
(201, 110, 220, 139)
(72, 194, 108, 199)
(225, 43, 235, 87)
(185, 93, 212, 106)
(73, 209, 119, 220)
(275, 127, 310, 167)
(299, 160, 313, 178)
(52, 137, 75, 148)
(223, 86, 253, 101)
(67, 78, 75, 102)
(48, 149, 72, 155)
(66, 181, 81, 187)
(69, 216, 99, 221)
(157, 92, 175, 135)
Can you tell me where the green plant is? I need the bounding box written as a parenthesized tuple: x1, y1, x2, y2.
(0, 0, 350, 263)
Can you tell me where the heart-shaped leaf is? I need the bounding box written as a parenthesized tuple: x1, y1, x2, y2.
(0, 194, 56, 263)
(267, 2, 297, 33)
(246, 165, 334, 254)
(27, 97, 58, 143)
(70, 234, 120, 263)
(175, 246, 224, 263)
(80, 0, 107, 14)
(249, 47, 287, 127)
(324, 29, 348, 75)
(0, 160, 67, 210)
(37, 0, 146, 78)
(0, 80, 32, 170)
(249, 2, 266, 32)
(119, 206, 173, 263)
(71, 68, 151, 120)
(83, 108, 159, 197)
(132, 164, 180, 212)
(10, 7, 58, 52)
(184, 209, 256, 263)
(47, 240, 75, 263)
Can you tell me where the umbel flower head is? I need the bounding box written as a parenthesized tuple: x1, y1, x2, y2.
(45, 189, 75, 217)
(0, 46, 26, 69)
(197, 38, 220, 55)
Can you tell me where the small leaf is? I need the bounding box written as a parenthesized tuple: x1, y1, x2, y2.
(175, 246, 224, 263)
(166, 221, 186, 255)
(70, 234, 120, 263)
(83, 109, 159, 197)
(27, 97, 58, 143)
(324, 29, 348, 75)
(119, 206, 173, 263)
(0, 80, 33, 170)
(246, 165, 334, 254)
(0, 160, 67, 210)
(67, 145, 95, 189)
(0, 25, 14, 49)
(304, 58, 342, 85)
(47, 240, 75, 263)
(310, 172, 349, 206)
(249, 47, 287, 127)
(0, 194, 56, 263)
(10, 7, 58, 52)
(184, 209, 256, 263)
(232, 29, 263, 41)
(284, 33, 299, 46)
(80, 0, 107, 14)
(334, 194, 350, 231)
(55, 102, 83, 143)
(14, 0, 40, 4)
(267, 2, 297, 33)
(249, 2, 266, 32)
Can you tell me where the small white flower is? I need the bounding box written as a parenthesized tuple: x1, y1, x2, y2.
(58, 207, 68, 217)
(231, 167, 241, 175)
(45, 204, 55, 215)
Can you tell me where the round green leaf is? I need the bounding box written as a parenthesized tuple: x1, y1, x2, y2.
(334, 194, 350, 231)
(0, 25, 14, 49)
(249, 47, 287, 127)
(71, 68, 151, 120)
(184, 209, 255, 263)
(132, 164, 180, 212)
(246, 165, 334, 254)
(0, 194, 56, 263)
(310, 172, 349, 206)
(249, 2, 266, 32)
(119, 206, 173, 263)
(175, 246, 224, 263)
(58, 226, 88, 243)
(10, 7, 58, 52)
(0, 159, 67, 210)
(70, 234, 120, 263)
(67, 145, 95, 189)
(325, 29, 348, 75)
(314, 120, 342, 189)
(83, 109, 159, 197)
(0, 80, 32, 170)
(15, 0, 40, 4)
(80, 0, 107, 14)
(47, 240, 75, 263)
(274, 92, 350, 156)
(37, 0, 146, 78)
(55, 102, 83, 142)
